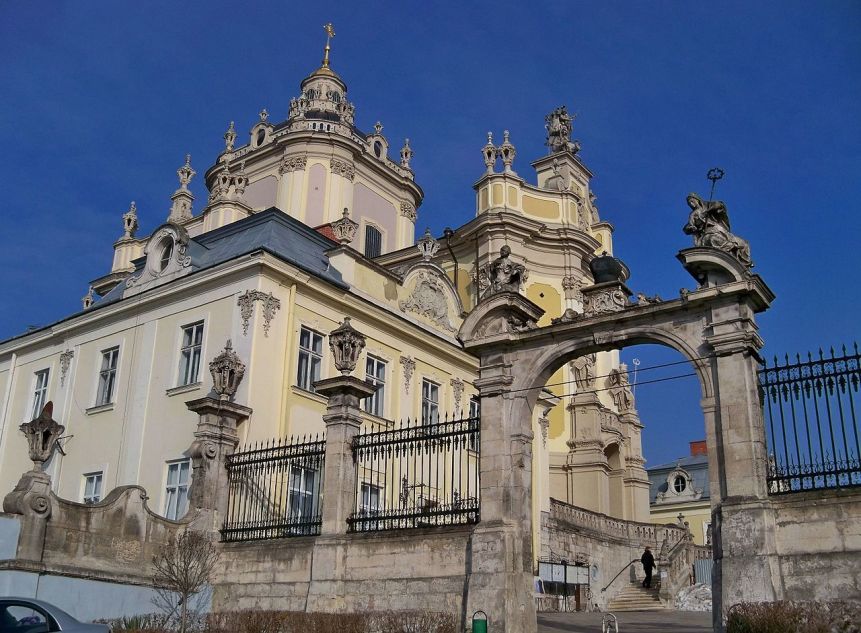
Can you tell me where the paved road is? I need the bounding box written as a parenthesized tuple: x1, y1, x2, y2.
(538, 610, 711, 633)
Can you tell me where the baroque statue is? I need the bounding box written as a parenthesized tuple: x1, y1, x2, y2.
(571, 354, 596, 391)
(545, 106, 581, 154)
(683, 193, 752, 268)
(607, 364, 635, 412)
(481, 245, 527, 298)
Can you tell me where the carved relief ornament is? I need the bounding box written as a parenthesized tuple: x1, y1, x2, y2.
(330, 158, 355, 181)
(399, 272, 456, 333)
(450, 377, 465, 412)
(237, 290, 282, 336)
(279, 152, 308, 174)
(400, 356, 416, 394)
(400, 201, 417, 222)
(582, 287, 629, 317)
(59, 350, 74, 386)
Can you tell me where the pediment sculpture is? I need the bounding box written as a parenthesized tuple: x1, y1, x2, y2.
(399, 272, 456, 333)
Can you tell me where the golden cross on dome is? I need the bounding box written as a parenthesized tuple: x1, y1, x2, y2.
(322, 22, 336, 67)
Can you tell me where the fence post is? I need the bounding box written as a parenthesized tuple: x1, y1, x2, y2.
(314, 318, 377, 535)
(184, 339, 252, 530)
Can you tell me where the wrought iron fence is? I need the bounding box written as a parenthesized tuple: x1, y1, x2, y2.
(760, 344, 861, 494)
(221, 434, 325, 542)
(347, 414, 480, 532)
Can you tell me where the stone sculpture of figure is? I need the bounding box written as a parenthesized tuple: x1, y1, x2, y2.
(607, 364, 635, 412)
(571, 354, 596, 391)
(545, 106, 582, 154)
(683, 193, 753, 268)
(484, 245, 527, 296)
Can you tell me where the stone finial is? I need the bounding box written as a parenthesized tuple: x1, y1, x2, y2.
(417, 228, 439, 261)
(329, 317, 366, 376)
(177, 154, 195, 189)
(259, 108, 269, 122)
(479, 245, 527, 298)
(498, 130, 516, 174)
(224, 121, 236, 152)
(82, 286, 95, 310)
(683, 193, 753, 268)
(400, 138, 413, 169)
(20, 402, 65, 469)
(482, 132, 497, 175)
(374, 121, 383, 135)
(233, 161, 248, 196)
(209, 340, 246, 401)
(122, 201, 139, 238)
(332, 208, 359, 244)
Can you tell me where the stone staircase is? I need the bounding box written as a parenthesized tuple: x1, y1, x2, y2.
(606, 581, 665, 611)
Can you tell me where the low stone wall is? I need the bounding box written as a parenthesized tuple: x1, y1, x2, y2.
(541, 498, 690, 609)
(214, 526, 472, 616)
(771, 489, 861, 603)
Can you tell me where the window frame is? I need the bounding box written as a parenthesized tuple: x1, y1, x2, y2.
(30, 368, 50, 420)
(421, 379, 440, 426)
(468, 397, 481, 452)
(177, 321, 205, 387)
(363, 355, 387, 418)
(288, 465, 319, 522)
(360, 482, 383, 517)
(296, 326, 324, 392)
(95, 346, 120, 406)
(363, 224, 383, 258)
(82, 471, 104, 505)
(164, 459, 192, 521)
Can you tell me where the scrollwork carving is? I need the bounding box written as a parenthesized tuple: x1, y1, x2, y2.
(400, 356, 416, 394)
(330, 158, 355, 181)
(399, 273, 456, 333)
(582, 287, 629, 316)
(59, 350, 74, 386)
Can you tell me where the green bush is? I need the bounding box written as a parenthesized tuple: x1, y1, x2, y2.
(726, 601, 861, 633)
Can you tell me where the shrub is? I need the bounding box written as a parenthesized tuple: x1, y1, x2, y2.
(726, 601, 861, 633)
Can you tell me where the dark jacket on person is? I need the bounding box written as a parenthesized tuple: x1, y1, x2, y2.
(641, 550, 655, 571)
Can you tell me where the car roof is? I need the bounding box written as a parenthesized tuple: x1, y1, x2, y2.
(0, 597, 81, 626)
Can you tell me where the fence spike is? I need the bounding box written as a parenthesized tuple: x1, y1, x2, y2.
(830, 345, 835, 359)
(854, 341, 859, 355)
(842, 342, 847, 356)
(818, 347, 825, 360)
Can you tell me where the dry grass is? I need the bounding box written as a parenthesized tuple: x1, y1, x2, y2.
(98, 610, 459, 633)
(727, 601, 861, 633)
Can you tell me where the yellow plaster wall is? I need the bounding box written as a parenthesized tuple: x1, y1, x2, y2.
(521, 194, 560, 220)
(649, 502, 712, 546)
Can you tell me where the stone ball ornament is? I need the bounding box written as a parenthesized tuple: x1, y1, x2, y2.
(329, 317, 367, 375)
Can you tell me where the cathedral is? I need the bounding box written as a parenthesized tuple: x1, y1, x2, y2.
(0, 29, 651, 570)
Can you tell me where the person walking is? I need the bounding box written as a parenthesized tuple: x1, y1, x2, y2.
(641, 546, 656, 588)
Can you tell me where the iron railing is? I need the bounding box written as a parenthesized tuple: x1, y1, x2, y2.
(760, 344, 861, 494)
(347, 415, 480, 532)
(221, 434, 325, 542)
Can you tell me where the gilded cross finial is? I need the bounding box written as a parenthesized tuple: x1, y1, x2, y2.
(322, 22, 336, 68)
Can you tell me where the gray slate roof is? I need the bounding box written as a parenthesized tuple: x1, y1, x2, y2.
(2, 209, 347, 344)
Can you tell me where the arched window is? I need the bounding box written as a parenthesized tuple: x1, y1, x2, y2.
(364, 225, 382, 258)
(673, 475, 687, 493)
(159, 239, 174, 271)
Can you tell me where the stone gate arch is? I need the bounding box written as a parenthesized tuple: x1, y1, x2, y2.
(458, 245, 776, 633)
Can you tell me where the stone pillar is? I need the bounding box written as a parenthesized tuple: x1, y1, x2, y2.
(314, 376, 376, 535)
(2, 402, 65, 561)
(565, 392, 609, 513)
(306, 318, 377, 613)
(464, 361, 537, 633)
(185, 397, 251, 527)
(706, 330, 779, 627)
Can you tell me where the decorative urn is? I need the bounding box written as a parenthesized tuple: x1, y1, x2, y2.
(589, 252, 630, 284)
(329, 317, 367, 375)
(209, 340, 246, 401)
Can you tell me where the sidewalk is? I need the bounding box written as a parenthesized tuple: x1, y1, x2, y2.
(538, 610, 711, 633)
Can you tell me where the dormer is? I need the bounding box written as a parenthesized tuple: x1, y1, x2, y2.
(654, 466, 704, 504)
(123, 223, 194, 298)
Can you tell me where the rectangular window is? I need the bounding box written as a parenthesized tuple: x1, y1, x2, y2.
(363, 355, 387, 417)
(469, 397, 481, 451)
(96, 347, 119, 406)
(288, 466, 318, 521)
(31, 369, 50, 419)
(364, 225, 382, 258)
(421, 379, 440, 426)
(296, 327, 324, 392)
(360, 482, 382, 516)
(83, 472, 103, 505)
(164, 460, 191, 521)
(178, 321, 204, 386)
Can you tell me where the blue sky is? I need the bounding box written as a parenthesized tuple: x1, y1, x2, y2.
(1, 1, 858, 466)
